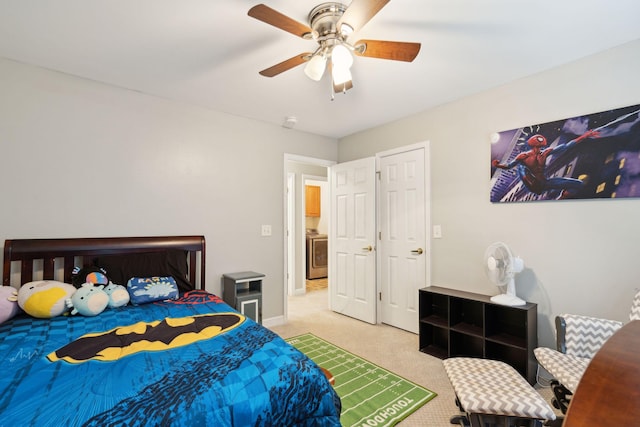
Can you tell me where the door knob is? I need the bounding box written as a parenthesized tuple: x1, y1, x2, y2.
(362, 245, 373, 252)
(411, 248, 424, 255)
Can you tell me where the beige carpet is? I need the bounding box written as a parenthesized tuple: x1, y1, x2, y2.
(268, 288, 562, 426)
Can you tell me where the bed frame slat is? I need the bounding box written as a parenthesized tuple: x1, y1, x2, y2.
(64, 256, 75, 283)
(20, 260, 33, 284)
(43, 256, 55, 281)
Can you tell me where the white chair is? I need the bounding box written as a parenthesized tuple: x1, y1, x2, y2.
(534, 290, 640, 414)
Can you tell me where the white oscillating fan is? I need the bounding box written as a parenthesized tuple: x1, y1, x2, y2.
(484, 242, 525, 306)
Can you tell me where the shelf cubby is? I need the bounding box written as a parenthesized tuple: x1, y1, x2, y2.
(450, 330, 484, 358)
(450, 296, 483, 337)
(419, 323, 449, 359)
(485, 341, 528, 375)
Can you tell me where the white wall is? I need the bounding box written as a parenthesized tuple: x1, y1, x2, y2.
(0, 58, 338, 321)
(339, 40, 640, 347)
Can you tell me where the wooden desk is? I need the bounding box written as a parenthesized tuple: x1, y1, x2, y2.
(564, 320, 640, 426)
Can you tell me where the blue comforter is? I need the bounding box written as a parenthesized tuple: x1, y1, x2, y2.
(0, 290, 341, 426)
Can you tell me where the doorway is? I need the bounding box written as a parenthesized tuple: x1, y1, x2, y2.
(303, 176, 329, 293)
(283, 155, 334, 322)
(284, 142, 430, 331)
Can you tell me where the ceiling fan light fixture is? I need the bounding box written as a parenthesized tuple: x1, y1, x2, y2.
(330, 43, 353, 85)
(304, 53, 327, 81)
(339, 23, 354, 37)
(331, 43, 353, 70)
(332, 65, 352, 86)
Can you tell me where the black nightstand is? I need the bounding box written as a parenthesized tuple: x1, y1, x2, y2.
(222, 271, 264, 324)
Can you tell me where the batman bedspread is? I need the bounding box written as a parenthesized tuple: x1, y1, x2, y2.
(0, 290, 341, 426)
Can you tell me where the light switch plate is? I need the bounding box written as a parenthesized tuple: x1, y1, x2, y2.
(261, 225, 272, 236)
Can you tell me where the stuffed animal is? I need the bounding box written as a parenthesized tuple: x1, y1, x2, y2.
(0, 286, 20, 324)
(71, 266, 110, 288)
(127, 276, 179, 305)
(103, 282, 130, 308)
(18, 281, 76, 318)
(66, 283, 109, 316)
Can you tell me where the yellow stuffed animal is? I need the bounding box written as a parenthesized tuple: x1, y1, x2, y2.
(17, 280, 76, 318)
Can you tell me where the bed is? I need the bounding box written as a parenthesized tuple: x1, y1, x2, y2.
(0, 236, 341, 426)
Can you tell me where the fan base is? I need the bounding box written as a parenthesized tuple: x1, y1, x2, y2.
(490, 293, 526, 306)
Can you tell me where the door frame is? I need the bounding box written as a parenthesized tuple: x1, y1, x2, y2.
(283, 154, 336, 323)
(375, 141, 432, 325)
(286, 172, 296, 296)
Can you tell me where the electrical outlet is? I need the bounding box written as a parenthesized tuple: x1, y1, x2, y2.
(261, 225, 272, 236)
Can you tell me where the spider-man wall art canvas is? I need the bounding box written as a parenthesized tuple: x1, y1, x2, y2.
(490, 104, 640, 203)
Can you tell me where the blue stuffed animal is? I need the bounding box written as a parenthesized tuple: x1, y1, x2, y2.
(103, 282, 130, 308)
(66, 283, 109, 316)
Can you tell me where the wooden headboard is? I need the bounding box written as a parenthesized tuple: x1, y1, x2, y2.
(2, 235, 206, 289)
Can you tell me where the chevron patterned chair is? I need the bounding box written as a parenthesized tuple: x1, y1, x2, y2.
(443, 358, 556, 427)
(534, 289, 640, 415)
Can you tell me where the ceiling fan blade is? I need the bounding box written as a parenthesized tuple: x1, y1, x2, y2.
(248, 4, 313, 39)
(354, 39, 421, 62)
(259, 53, 311, 77)
(337, 0, 390, 33)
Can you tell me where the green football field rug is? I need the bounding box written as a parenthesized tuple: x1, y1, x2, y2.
(285, 333, 437, 427)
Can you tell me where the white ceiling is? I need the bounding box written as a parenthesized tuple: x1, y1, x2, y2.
(1, 0, 639, 139)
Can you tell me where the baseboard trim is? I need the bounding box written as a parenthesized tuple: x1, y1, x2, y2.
(263, 315, 285, 328)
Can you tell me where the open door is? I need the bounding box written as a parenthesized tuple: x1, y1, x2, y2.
(378, 144, 429, 333)
(329, 157, 377, 324)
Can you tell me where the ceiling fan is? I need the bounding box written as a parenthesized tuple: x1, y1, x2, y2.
(248, 0, 421, 95)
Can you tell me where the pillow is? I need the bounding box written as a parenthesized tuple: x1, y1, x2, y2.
(127, 276, 179, 305)
(94, 250, 192, 292)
